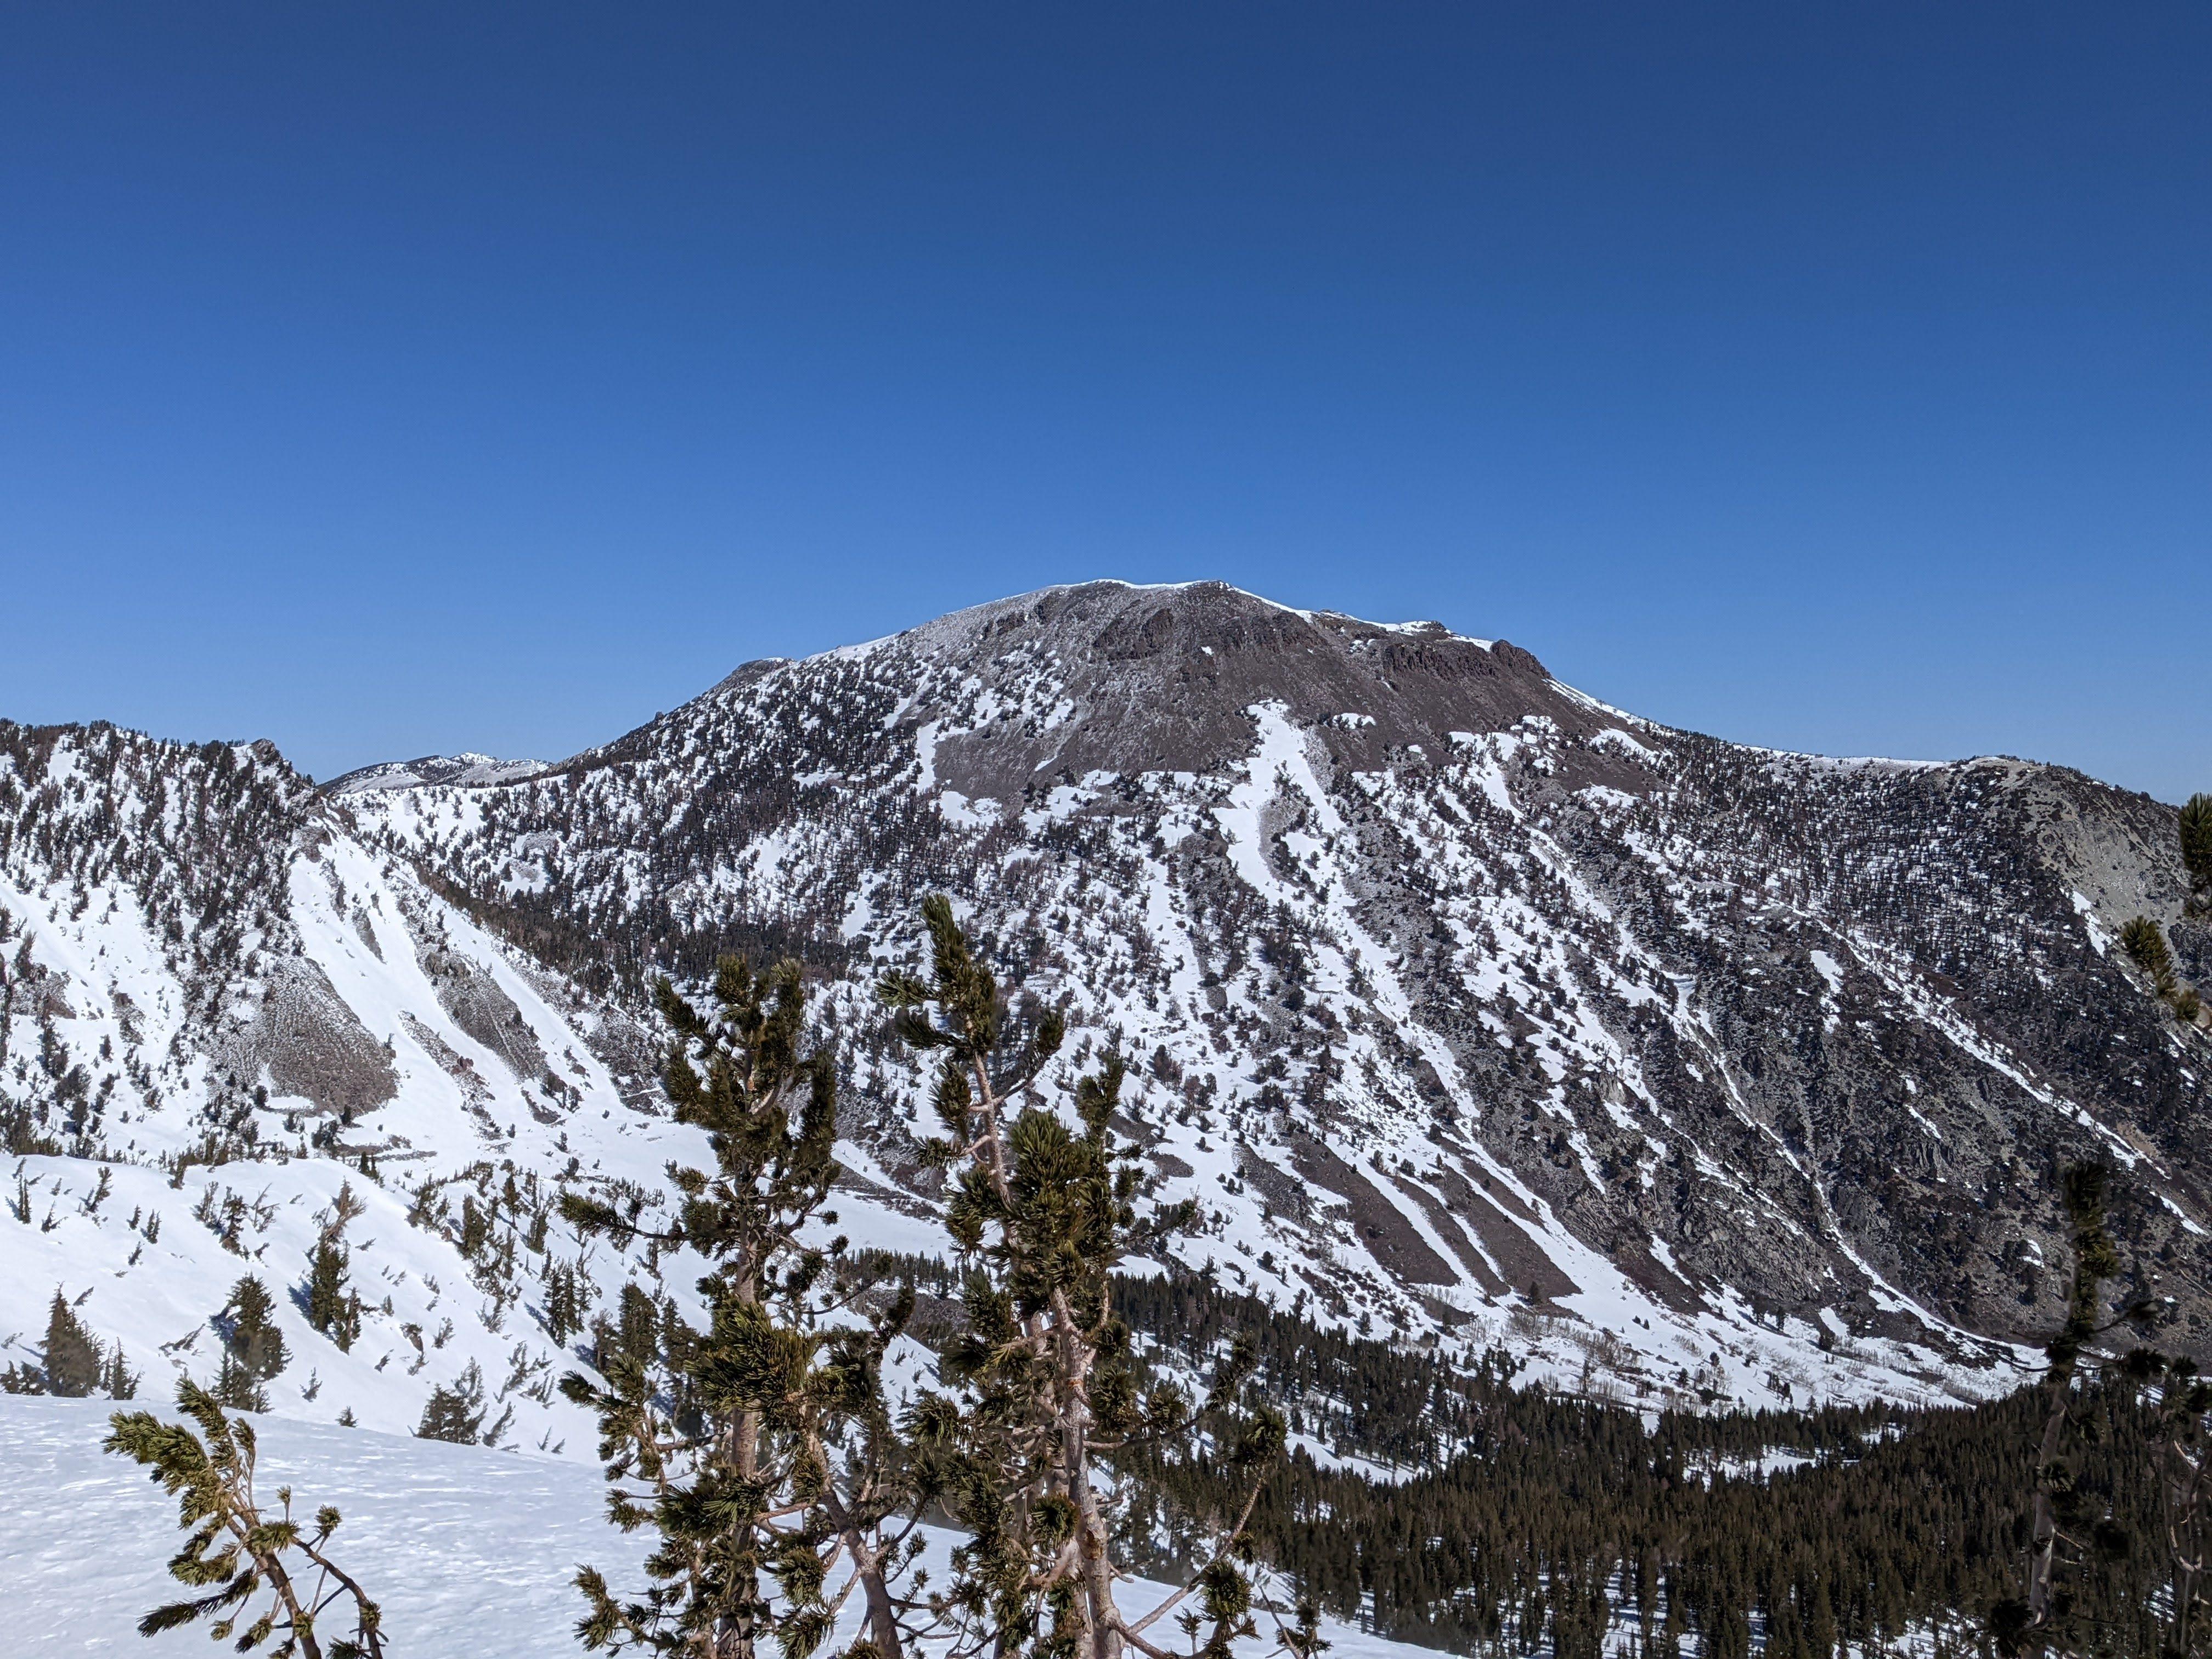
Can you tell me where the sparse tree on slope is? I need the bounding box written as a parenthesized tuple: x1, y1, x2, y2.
(305, 1189, 366, 1353)
(560, 955, 922, 1659)
(104, 1379, 385, 1658)
(881, 896, 1306, 1659)
(216, 1275, 290, 1411)
(415, 1360, 489, 1444)
(45, 1286, 103, 1397)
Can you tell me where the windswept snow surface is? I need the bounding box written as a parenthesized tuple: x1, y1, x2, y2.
(0, 1395, 1434, 1659)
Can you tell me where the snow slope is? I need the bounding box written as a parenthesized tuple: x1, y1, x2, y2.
(0, 1395, 1436, 1659)
(0, 723, 701, 1449)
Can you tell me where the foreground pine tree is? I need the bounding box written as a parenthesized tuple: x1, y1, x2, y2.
(2122, 1346, 2212, 1654)
(105, 1379, 385, 1657)
(1996, 1165, 2172, 1658)
(560, 955, 921, 1659)
(882, 896, 1307, 1659)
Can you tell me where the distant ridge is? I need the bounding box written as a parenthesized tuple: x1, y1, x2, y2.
(324, 751, 548, 794)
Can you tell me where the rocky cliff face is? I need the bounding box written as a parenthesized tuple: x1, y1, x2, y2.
(332, 580, 2211, 1410)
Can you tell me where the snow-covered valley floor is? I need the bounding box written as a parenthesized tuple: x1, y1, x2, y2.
(0, 1395, 1439, 1659)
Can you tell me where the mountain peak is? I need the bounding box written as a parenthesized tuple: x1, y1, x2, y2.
(687, 578, 1571, 798)
(323, 752, 549, 794)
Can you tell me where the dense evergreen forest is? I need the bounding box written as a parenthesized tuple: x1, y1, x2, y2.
(866, 1253, 2160, 1658)
(1124, 1279, 2171, 1659)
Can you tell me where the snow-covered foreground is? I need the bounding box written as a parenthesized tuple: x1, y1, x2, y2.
(0, 1395, 1442, 1659)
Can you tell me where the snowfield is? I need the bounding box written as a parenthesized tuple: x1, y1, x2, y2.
(0, 1395, 1438, 1659)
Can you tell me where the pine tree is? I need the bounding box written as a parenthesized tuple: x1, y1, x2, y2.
(212, 1346, 268, 1414)
(2121, 916, 2180, 1000)
(881, 896, 1297, 1659)
(2121, 1346, 2212, 1655)
(306, 1238, 362, 1352)
(105, 1379, 385, 1657)
(415, 1361, 487, 1444)
(102, 1341, 139, 1400)
(1993, 1164, 2158, 1656)
(224, 1275, 290, 1385)
(2182, 793, 2212, 915)
(560, 954, 921, 1659)
(44, 1288, 102, 1397)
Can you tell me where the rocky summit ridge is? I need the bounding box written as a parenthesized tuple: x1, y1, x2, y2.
(2, 579, 2204, 1429)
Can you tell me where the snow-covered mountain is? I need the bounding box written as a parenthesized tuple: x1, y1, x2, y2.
(4, 580, 2205, 1436)
(0, 723, 684, 1446)
(324, 752, 548, 794)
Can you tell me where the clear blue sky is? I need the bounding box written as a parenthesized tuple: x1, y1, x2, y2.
(2, 5, 2205, 798)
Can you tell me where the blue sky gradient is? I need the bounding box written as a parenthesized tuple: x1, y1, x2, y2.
(2, 5, 2206, 797)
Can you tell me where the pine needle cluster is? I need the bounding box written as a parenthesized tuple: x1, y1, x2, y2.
(103, 1380, 385, 1658)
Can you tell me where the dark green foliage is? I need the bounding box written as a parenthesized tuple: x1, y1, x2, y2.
(882, 896, 1291, 1659)
(306, 1238, 362, 1352)
(560, 953, 919, 1659)
(542, 1255, 589, 1348)
(1989, 1165, 2203, 1659)
(2182, 793, 2212, 912)
(103, 1340, 139, 1400)
(2120, 1345, 2212, 1652)
(2122, 916, 2178, 997)
(1113, 1269, 2180, 1659)
(43, 1287, 102, 1397)
(224, 1275, 290, 1385)
(1995, 1164, 2125, 1654)
(0, 1359, 48, 1394)
(212, 1347, 269, 1414)
(2120, 913, 2202, 1019)
(415, 1361, 487, 1444)
(104, 1379, 385, 1658)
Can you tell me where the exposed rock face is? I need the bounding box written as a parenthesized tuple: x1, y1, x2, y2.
(343, 580, 2212, 1408)
(223, 956, 397, 1119)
